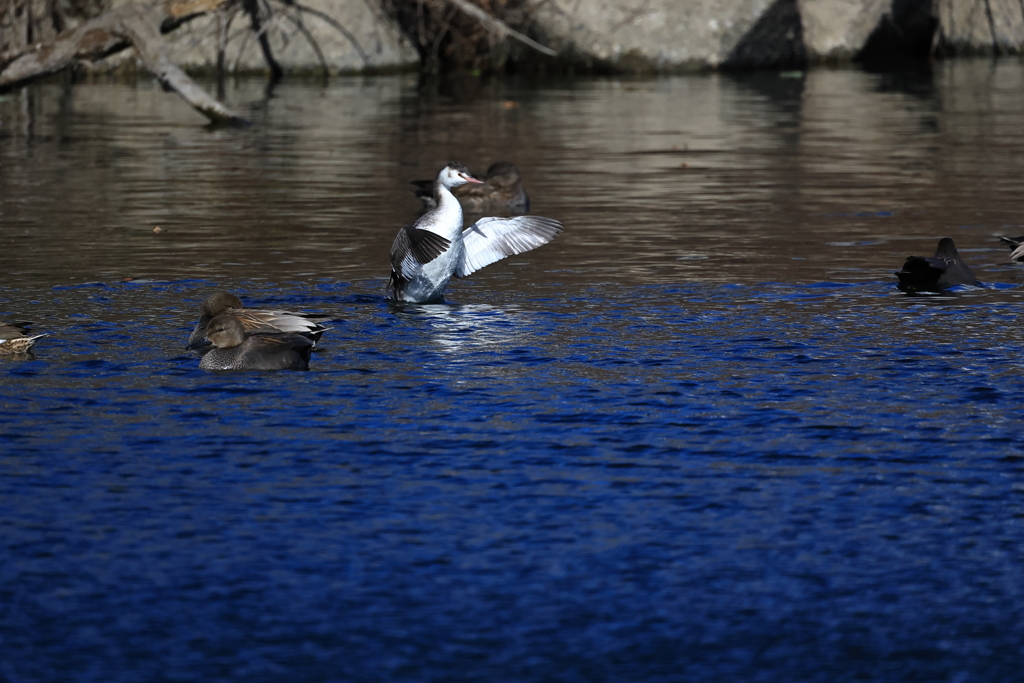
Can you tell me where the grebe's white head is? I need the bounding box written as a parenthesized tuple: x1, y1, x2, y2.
(437, 162, 484, 190)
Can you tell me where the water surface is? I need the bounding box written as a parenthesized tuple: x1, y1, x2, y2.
(2, 60, 1024, 681)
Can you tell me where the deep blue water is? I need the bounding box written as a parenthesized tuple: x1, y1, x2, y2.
(4, 61, 1024, 681)
(3, 278, 1024, 681)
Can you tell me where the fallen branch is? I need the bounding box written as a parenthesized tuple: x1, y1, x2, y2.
(0, 20, 128, 88)
(0, 45, 36, 73)
(440, 0, 557, 56)
(0, 0, 248, 125)
(121, 3, 248, 124)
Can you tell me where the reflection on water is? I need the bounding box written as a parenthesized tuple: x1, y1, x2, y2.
(2, 60, 1024, 290)
(3, 60, 1024, 681)
(390, 301, 534, 357)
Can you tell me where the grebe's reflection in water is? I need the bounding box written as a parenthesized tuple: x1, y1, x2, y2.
(388, 300, 536, 359)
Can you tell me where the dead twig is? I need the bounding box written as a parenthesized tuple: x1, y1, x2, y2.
(440, 0, 557, 56)
(287, 0, 370, 65)
(215, 5, 234, 96)
(429, 4, 458, 70)
(983, 0, 1001, 54)
(277, 8, 329, 79)
(244, 0, 282, 79)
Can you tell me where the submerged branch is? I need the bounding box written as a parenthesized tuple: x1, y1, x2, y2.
(244, 0, 283, 79)
(120, 3, 249, 125)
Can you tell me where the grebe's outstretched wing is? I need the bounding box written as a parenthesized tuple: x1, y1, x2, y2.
(456, 216, 563, 278)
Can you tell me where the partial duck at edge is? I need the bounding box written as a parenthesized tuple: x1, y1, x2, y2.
(0, 322, 46, 355)
(997, 234, 1024, 262)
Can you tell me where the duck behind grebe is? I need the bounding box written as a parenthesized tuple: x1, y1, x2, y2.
(411, 161, 530, 214)
(387, 162, 563, 304)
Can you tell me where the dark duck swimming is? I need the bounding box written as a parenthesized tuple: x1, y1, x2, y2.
(187, 314, 314, 371)
(187, 290, 331, 348)
(411, 161, 530, 214)
(895, 238, 979, 293)
(388, 162, 563, 304)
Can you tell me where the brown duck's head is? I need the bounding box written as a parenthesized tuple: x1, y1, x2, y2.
(200, 291, 244, 318)
(186, 313, 248, 351)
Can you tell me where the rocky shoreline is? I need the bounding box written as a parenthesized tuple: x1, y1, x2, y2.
(4, 0, 1024, 81)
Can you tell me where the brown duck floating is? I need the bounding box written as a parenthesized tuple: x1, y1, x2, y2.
(186, 291, 331, 348)
(0, 322, 47, 354)
(187, 314, 314, 370)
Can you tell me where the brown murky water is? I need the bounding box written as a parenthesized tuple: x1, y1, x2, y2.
(3, 59, 1024, 292)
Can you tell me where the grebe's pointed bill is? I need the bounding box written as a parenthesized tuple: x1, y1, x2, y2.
(438, 162, 483, 189)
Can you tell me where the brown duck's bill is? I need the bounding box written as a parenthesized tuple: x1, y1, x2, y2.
(186, 338, 213, 350)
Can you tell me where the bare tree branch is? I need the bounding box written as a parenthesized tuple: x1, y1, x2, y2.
(277, 8, 329, 78)
(429, 4, 458, 70)
(983, 0, 1001, 54)
(244, 0, 282, 78)
(0, 21, 128, 88)
(1, 44, 36, 73)
(440, 0, 557, 56)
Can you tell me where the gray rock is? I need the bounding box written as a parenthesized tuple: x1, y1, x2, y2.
(529, 0, 776, 71)
(799, 0, 889, 60)
(526, 0, 1024, 71)
(69, 0, 1024, 76)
